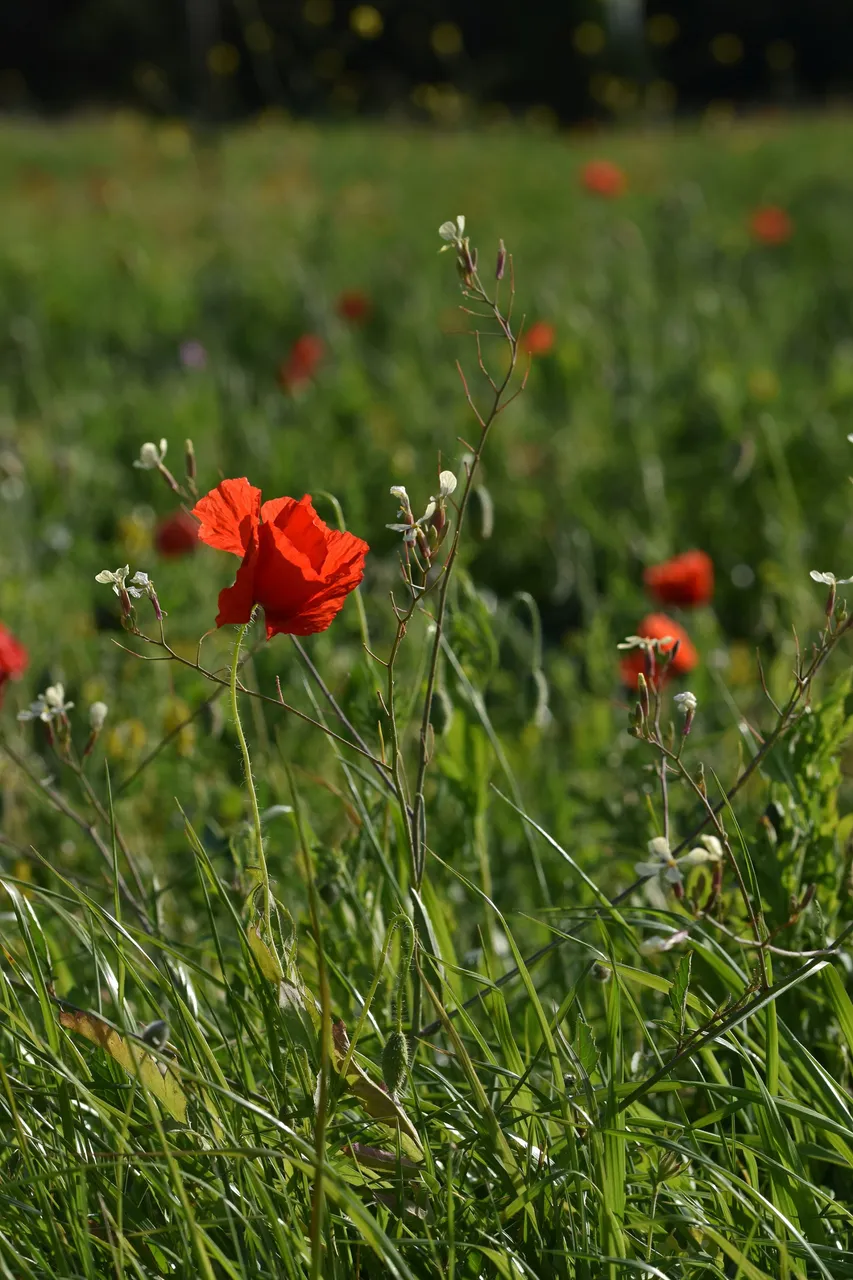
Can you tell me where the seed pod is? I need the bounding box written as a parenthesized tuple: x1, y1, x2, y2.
(381, 1029, 409, 1098)
(495, 239, 506, 280)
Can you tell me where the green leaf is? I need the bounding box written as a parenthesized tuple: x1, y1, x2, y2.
(668, 953, 692, 1039)
(574, 1017, 599, 1077)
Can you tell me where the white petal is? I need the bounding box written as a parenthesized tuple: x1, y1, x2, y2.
(809, 570, 835, 585)
(647, 836, 671, 859)
(438, 470, 458, 498)
(634, 861, 659, 878)
(664, 865, 683, 884)
(679, 849, 710, 869)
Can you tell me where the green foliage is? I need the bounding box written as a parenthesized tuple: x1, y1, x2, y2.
(2, 116, 853, 1277)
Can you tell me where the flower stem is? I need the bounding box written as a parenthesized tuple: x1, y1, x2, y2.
(230, 622, 271, 937)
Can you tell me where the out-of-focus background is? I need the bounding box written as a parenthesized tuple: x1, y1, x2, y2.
(3, 0, 853, 122)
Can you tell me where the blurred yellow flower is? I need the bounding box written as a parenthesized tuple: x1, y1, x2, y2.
(748, 368, 779, 403)
(118, 509, 154, 559)
(105, 719, 147, 761)
(162, 697, 196, 758)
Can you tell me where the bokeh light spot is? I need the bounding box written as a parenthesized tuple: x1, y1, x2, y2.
(246, 21, 273, 53)
(304, 0, 333, 26)
(646, 14, 679, 47)
(431, 22, 463, 57)
(207, 44, 240, 76)
(711, 33, 744, 66)
(573, 22, 606, 56)
(350, 5, 383, 39)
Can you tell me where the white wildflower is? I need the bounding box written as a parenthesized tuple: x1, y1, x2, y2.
(635, 836, 682, 886)
(18, 683, 74, 723)
(673, 691, 697, 715)
(94, 566, 147, 599)
(810, 570, 853, 586)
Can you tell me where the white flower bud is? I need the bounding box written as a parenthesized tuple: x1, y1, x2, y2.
(134, 439, 168, 470)
(673, 691, 697, 715)
(389, 485, 409, 501)
(89, 702, 109, 731)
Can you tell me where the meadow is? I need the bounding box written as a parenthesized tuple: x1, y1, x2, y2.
(2, 112, 853, 1276)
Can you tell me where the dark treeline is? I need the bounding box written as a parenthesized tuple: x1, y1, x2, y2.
(2, 0, 852, 121)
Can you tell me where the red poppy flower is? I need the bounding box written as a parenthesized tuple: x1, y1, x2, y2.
(0, 624, 27, 704)
(192, 477, 369, 638)
(336, 289, 372, 325)
(277, 334, 325, 392)
(749, 205, 793, 246)
(619, 614, 698, 690)
(520, 321, 556, 357)
(155, 510, 200, 558)
(581, 159, 627, 198)
(643, 550, 714, 607)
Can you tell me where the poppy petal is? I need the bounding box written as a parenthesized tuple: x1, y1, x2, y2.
(264, 494, 329, 573)
(193, 478, 262, 557)
(215, 536, 259, 627)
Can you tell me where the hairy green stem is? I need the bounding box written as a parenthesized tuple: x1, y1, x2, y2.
(230, 622, 271, 937)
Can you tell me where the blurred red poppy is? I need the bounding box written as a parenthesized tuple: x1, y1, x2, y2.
(619, 614, 698, 690)
(749, 205, 793, 245)
(520, 321, 556, 356)
(336, 290, 372, 325)
(278, 334, 325, 392)
(581, 159, 627, 198)
(155, 510, 200, 558)
(193, 478, 369, 639)
(0, 624, 27, 704)
(644, 550, 714, 607)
